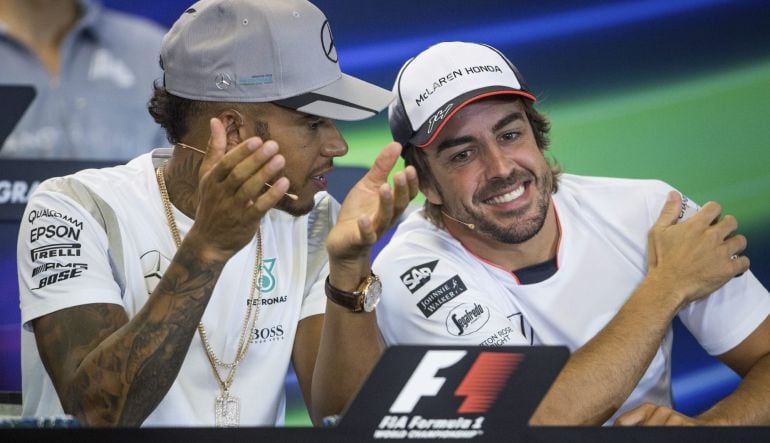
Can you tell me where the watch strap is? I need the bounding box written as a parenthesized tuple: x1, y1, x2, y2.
(324, 275, 365, 312)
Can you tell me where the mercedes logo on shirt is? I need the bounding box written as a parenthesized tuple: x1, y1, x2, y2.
(320, 20, 338, 63)
(215, 72, 233, 90)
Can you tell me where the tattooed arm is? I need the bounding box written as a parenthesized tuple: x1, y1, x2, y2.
(32, 246, 226, 426)
(30, 118, 289, 426)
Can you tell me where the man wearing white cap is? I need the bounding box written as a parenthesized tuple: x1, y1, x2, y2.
(17, 0, 417, 427)
(374, 41, 770, 425)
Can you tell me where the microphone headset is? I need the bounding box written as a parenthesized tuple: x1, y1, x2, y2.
(441, 210, 475, 230)
(177, 109, 299, 201)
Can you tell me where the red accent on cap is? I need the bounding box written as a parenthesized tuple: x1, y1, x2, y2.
(416, 90, 537, 148)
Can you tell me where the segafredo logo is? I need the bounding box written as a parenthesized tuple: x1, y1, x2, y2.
(374, 350, 523, 439)
(445, 303, 489, 336)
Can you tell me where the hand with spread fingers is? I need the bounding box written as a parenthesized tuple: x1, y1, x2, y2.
(646, 192, 750, 309)
(185, 117, 292, 262)
(325, 142, 419, 278)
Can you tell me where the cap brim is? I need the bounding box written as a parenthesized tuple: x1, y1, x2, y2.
(274, 73, 394, 121)
(413, 87, 536, 147)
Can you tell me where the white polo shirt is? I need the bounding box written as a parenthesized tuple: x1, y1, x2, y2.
(375, 174, 770, 423)
(18, 149, 332, 426)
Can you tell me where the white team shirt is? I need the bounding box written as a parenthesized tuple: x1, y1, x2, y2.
(374, 174, 770, 423)
(18, 149, 333, 426)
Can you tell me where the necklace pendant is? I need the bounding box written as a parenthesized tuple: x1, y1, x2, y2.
(215, 390, 240, 427)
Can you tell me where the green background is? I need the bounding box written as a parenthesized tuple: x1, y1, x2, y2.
(338, 59, 770, 232)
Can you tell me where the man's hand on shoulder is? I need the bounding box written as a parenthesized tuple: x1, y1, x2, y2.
(645, 191, 750, 309)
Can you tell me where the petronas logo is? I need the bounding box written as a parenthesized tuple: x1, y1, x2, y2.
(260, 258, 276, 293)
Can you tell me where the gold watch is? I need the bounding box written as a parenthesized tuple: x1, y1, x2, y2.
(324, 272, 382, 313)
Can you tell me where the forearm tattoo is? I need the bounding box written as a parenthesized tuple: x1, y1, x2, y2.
(36, 249, 222, 426)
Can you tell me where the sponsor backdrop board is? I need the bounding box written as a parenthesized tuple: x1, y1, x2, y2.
(338, 346, 568, 440)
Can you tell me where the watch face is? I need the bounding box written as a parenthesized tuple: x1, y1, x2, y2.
(363, 277, 382, 312)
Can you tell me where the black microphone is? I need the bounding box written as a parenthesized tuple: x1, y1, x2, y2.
(441, 211, 475, 230)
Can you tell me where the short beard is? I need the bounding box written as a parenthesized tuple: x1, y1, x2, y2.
(446, 168, 553, 244)
(274, 194, 315, 217)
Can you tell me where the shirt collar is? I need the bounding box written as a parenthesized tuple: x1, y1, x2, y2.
(72, 0, 104, 42)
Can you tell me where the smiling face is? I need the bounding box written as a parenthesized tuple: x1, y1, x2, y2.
(246, 103, 348, 216)
(421, 97, 555, 244)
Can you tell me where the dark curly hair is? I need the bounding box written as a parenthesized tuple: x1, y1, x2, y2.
(147, 78, 271, 144)
(148, 79, 209, 145)
(402, 97, 561, 228)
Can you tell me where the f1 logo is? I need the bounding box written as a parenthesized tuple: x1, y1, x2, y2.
(390, 350, 466, 413)
(389, 350, 523, 414)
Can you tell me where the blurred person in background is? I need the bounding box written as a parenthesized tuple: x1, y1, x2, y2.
(0, 0, 167, 160)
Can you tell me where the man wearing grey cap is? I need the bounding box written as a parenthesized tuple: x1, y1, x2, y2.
(17, 0, 417, 427)
(374, 41, 770, 425)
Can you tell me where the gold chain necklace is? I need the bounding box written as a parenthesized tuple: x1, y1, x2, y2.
(155, 163, 263, 427)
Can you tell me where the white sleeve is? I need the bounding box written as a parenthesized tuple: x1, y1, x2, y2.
(298, 193, 338, 320)
(644, 182, 770, 355)
(18, 189, 124, 330)
(300, 261, 328, 320)
(679, 271, 770, 355)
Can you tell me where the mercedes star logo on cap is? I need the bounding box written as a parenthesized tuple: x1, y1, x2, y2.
(320, 20, 337, 63)
(215, 73, 233, 90)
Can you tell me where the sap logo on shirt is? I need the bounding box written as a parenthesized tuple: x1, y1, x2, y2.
(400, 260, 439, 294)
(445, 303, 489, 336)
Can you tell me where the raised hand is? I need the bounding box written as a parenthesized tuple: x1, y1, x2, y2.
(325, 142, 419, 271)
(187, 117, 291, 261)
(646, 191, 750, 307)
